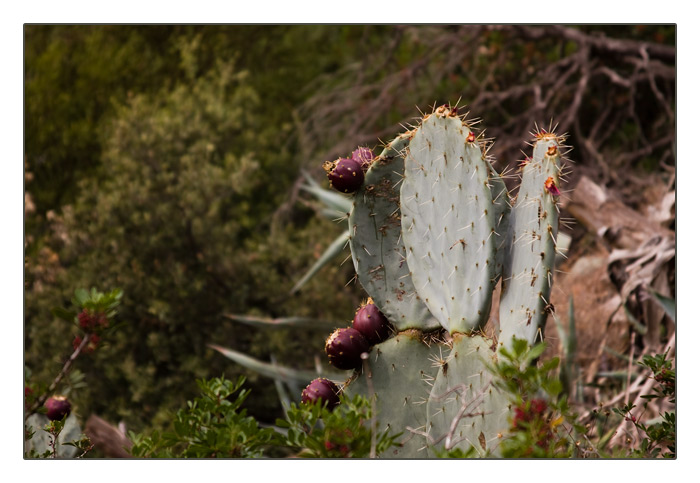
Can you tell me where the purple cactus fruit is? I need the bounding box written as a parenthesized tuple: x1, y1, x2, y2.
(301, 378, 341, 409)
(325, 327, 369, 370)
(45, 396, 71, 421)
(352, 302, 392, 345)
(351, 146, 374, 170)
(323, 157, 364, 193)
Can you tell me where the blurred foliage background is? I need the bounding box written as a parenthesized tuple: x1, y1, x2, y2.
(24, 25, 675, 440)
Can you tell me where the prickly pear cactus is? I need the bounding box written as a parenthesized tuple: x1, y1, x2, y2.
(349, 132, 440, 332)
(318, 104, 567, 458)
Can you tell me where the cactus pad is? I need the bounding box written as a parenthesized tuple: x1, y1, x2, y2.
(401, 107, 498, 334)
(349, 133, 440, 331)
(425, 334, 509, 456)
(345, 331, 442, 457)
(498, 133, 562, 348)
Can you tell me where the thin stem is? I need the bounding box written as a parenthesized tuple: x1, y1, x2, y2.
(25, 334, 91, 421)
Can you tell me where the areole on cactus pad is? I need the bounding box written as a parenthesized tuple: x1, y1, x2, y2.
(313, 103, 567, 457)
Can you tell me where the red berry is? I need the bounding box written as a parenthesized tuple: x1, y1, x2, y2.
(351, 147, 373, 170)
(78, 309, 93, 329)
(352, 302, 392, 345)
(301, 378, 341, 409)
(324, 158, 364, 193)
(530, 398, 547, 414)
(325, 328, 369, 370)
(45, 396, 71, 421)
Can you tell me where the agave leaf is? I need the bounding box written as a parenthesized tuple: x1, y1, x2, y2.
(300, 171, 353, 214)
(223, 314, 338, 330)
(270, 355, 292, 411)
(648, 289, 675, 323)
(208, 344, 347, 385)
(290, 230, 349, 294)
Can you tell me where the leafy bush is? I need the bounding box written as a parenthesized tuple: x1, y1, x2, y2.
(129, 375, 401, 458)
(25, 35, 361, 430)
(611, 352, 675, 458)
(129, 376, 276, 458)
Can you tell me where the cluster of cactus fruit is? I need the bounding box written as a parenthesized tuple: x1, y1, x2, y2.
(308, 103, 568, 457)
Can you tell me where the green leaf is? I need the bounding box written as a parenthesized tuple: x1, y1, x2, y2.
(222, 314, 338, 330)
(300, 171, 353, 214)
(511, 338, 528, 358)
(526, 342, 547, 363)
(51, 307, 76, 322)
(648, 290, 675, 323)
(542, 379, 563, 396)
(290, 230, 349, 294)
(541, 357, 560, 372)
(208, 344, 347, 385)
(73, 288, 90, 306)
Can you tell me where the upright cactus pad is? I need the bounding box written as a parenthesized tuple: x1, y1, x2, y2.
(499, 132, 563, 348)
(349, 133, 440, 332)
(401, 106, 498, 334)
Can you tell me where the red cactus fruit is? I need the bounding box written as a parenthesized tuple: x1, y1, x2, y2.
(301, 378, 341, 409)
(351, 147, 374, 170)
(352, 301, 392, 345)
(323, 158, 364, 193)
(45, 396, 71, 421)
(325, 327, 369, 370)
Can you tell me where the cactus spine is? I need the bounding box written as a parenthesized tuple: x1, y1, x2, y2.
(323, 104, 566, 457)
